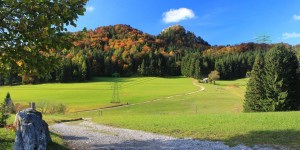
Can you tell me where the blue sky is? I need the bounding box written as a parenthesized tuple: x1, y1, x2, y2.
(68, 0, 300, 45)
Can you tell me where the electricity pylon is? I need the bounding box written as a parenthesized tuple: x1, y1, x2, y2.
(255, 34, 272, 44)
(111, 73, 120, 103)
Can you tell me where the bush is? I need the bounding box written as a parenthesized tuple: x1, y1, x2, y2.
(0, 103, 9, 128)
(57, 103, 67, 114)
(208, 70, 220, 85)
(36, 101, 49, 114)
(14, 103, 29, 113)
(36, 101, 68, 114)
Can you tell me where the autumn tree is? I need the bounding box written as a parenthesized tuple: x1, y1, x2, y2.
(208, 70, 220, 84)
(0, 0, 87, 79)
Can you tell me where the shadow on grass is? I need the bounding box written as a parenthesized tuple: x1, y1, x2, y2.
(48, 132, 68, 150)
(90, 138, 263, 149)
(0, 141, 14, 150)
(47, 142, 68, 150)
(225, 129, 300, 149)
(62, 135, 89, 140)
(161, 76, 186, 79)
(89, 77, 135, 83)
(53, 118, 83, 123)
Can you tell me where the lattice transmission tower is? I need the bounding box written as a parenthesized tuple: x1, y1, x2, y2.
(255, 34, 272, 44)
(111, 73, 121, 103)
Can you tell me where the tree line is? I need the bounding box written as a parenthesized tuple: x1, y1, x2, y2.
(1, 23, 300, 85)
(1, 24, 209, 84)
(181, 46, 267, 80)
(244, 44, 300, 111)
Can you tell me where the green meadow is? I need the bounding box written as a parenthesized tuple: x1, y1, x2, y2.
(1, 77, 300, 149)
(0, 77, 197, 112)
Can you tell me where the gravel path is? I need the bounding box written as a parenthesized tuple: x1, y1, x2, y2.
(50, 121, 276, 150)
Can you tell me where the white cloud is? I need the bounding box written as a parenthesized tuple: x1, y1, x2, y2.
(282, 32, 300, 39)
(162, 8, 195, 23)
(293, 14, 300, 20)
(86, 6, 95, 12)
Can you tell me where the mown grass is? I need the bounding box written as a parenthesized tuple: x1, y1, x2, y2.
(0, 77, 197, 149)
(63, 78, 300, 148)
(70, 78, 247, 116)
(1, 77, 299, 149)
(0, 77, 197, 112)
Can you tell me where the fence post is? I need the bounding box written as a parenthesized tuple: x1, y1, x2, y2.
(30, 102, 36, 110)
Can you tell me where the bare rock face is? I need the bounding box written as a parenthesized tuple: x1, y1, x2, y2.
(13, 108, 51, 150)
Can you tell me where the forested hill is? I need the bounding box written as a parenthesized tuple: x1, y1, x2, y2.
(52, 24, 211, 82)
(2, 24, 298, 84)
(73, 24, 210, 52)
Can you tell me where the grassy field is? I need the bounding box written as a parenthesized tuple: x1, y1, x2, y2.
(1, 77, 299, 149)
(65, 78, 299, 148)
(0, 77, 197, 112)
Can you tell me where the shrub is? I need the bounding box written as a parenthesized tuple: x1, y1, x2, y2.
(36, 101, 68, 114)
(0, 103, 9, 128)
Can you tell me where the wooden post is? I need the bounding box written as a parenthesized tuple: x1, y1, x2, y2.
(30, 102, 36, 110)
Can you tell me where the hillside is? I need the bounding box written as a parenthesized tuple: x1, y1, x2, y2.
(53, 25, 285, 82)
(5, 24, 212, 84)
(74, 24, 210, 51)
(1, 24, 298, 84)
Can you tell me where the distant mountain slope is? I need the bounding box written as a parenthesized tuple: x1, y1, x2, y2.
(73, 24, 210, 53)
(158, 25, 210, 48)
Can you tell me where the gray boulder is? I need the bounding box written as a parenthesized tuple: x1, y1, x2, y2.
(13, 108, 51, 150)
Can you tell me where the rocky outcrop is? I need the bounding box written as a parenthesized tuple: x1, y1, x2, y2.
(13, 108, 51, 150)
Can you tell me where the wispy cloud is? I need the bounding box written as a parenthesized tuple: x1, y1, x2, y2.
(293, 14, 300, 20)
(86, 6, 95, 12)
(162, 8, 195, 23)
(282, 32, 300, 39)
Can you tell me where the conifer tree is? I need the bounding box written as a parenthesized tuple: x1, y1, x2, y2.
(194, 60, 200, 79)
(244, 53, 272, 112)
(141, 59, 146, 76)
(264, 45, 300, 111)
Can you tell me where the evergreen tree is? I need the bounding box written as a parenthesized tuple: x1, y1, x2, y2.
(194, 60, 200, 79)
(243, 53, 272, 112)
(141, 59, 146, 76)
(264, 45, 300, 111)
(0, 94, 10, 127)
(81, 61, 87, 81)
